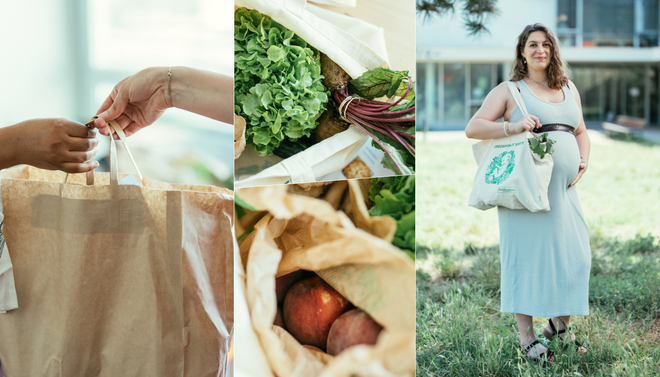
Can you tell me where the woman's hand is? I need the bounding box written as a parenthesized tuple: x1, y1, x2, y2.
(569, 161, 588, 188)
(2, 118, 99, 173)
(509, 114, 542, 134)
(93, 67, 234, 137)
(94, 67, 171, 137)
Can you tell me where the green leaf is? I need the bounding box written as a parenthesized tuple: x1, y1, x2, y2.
(267, 45, 286, 62)
(261, 90, 273, 107)
(528, 138, 539, 149)
(235, 194, 257, 211)
(528, 133, 555, 159)
(272, 112, 282, 134)
(368, 176, 415, 255)
(349, 67, 413, 100)
(370, 129, 415, 174)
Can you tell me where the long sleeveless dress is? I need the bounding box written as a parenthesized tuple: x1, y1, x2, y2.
(498, 80, 591, 317)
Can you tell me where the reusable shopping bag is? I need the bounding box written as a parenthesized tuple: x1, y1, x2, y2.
(468, 82, 554, 212)
(234, 0, 391, 187)
(0, 121, 234, 377)
(235, 183, 415, 377)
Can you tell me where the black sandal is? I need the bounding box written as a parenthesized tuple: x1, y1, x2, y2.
(543, 318, 587, 353)
(521, 340, 555, 366)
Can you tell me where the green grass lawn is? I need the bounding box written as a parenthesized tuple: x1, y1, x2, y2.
(416, 131, 660, 376)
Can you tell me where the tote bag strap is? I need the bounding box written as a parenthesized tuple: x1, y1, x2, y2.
(107, 120, 144, 185)
(506, 81, 528, 116)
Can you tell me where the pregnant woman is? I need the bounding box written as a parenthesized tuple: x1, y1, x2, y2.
(465, 23, 591, 364)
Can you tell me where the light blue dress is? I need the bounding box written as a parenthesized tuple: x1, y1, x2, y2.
(499, 80, 591, 317)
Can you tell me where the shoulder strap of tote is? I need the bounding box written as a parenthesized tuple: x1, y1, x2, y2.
(506, 81, 528, 116)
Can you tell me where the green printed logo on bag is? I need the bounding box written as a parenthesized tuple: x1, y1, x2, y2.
(485, 150, 515, 185)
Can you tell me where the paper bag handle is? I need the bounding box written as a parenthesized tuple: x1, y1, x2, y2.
(106, 120, 144, 185)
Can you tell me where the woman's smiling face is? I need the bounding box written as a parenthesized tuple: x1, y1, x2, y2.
(522, 31, 552, 71)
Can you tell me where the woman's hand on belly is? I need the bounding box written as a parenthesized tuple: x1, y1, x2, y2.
(569, 161, 588, 188)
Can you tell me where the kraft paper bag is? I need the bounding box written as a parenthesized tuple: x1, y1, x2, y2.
(0, 164, 234, 374)
(236, 183, 414, 377)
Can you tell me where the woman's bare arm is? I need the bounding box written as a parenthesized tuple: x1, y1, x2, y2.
(465, 82, 541, 140)
(567, 80, 591, 187)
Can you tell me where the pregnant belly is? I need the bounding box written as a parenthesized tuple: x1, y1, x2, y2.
(546, 131, 581, 187)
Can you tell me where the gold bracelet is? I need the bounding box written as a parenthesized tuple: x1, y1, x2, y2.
(503, 121, 509, 136)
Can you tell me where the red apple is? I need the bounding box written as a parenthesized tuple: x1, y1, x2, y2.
(283, 275, 350, 350)
(326, 309, 383, 356)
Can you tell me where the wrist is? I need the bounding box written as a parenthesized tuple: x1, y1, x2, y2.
(0, 124, 23, 169)
(167, 66, 189, 110)
(146, 67, 174, 109)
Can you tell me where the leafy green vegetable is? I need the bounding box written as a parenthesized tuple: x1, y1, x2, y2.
(234, 8, 329, 156)
(368, 176, 415, 258)
(371, 129, 415, 175)
(349, 67, 415, 101)
(528, 132, 556, 159)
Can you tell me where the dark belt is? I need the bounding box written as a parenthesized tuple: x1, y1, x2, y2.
(534, 123, 575, 135)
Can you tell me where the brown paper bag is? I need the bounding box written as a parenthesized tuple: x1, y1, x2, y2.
(0, 166, 234, 377)
(236, 183, 415, 377)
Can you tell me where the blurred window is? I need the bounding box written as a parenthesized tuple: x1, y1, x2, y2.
(470, 64, 491, 117)
(416, 62, 427, 130)
(584, 0, 635, 46)
(558, 0, 577, 29)
(444, 64, 466, 125)
(561, 0, 660, 47)
(557, 0, 578, 46)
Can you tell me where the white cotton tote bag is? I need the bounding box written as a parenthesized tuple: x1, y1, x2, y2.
(234, 0, 391, 187)
(468, 82, 554, 212)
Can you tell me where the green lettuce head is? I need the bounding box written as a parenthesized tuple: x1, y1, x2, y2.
(234, 8, 329, 156)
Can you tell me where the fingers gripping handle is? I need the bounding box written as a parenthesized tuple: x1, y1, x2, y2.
(107, 120, 144, 185)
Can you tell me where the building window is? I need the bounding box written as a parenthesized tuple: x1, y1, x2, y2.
(416, 62, 427, 130)
(558, 0, 660, 47)
(444, 64, 466, 125)
(571, 64, 655, 124)
(558, 0, 579, 46)
(470, 64, 492, 117)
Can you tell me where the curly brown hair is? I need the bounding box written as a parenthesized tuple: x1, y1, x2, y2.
(510, 23, 568, 90)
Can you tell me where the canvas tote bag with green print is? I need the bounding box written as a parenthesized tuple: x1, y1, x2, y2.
(468, 81, 554, 212)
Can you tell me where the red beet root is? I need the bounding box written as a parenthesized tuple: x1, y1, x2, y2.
(326, 308, 383, 356)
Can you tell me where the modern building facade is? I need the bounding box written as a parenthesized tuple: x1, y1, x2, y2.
(417, 0, 660, 130)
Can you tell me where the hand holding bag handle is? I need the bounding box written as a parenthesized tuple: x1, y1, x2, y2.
(106, 120, 144, 185)
(62, 120, 144, 189)
(473, 82, 531, 165)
